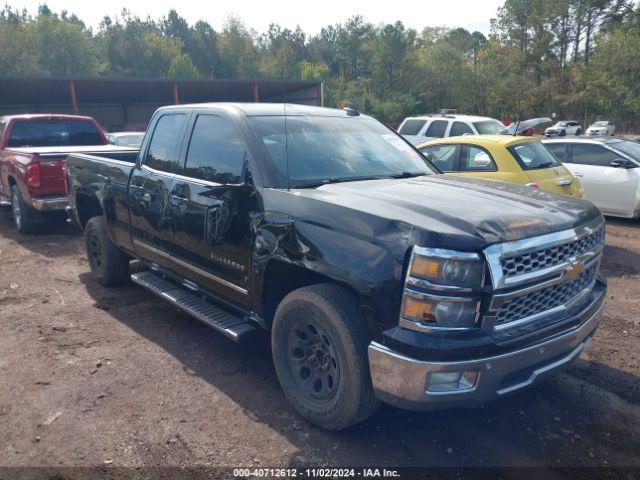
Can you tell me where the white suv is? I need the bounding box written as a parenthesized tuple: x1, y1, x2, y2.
(397, 114, 505, 146)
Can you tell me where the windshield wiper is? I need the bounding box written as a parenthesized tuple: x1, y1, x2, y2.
(294, 175, 399, 189)
(390, 171, 429, 179)
(294, 172, 430, 189)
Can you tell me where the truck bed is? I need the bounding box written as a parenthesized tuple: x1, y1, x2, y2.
(67, 150, 139, 252)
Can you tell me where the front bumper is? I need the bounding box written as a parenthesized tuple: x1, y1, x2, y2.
(31, 196, 68, 211)
(368, 295, 604, 410)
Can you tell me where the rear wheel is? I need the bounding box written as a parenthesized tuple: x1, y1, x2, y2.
(271, 284, 379, 431)
(84, 216, 129, 286)
(11, 185, 40, 234)
(576, 128, 582, 135)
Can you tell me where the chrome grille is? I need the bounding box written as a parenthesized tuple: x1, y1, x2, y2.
(494, 263, 597, 326)
(501, 226, 603, 278)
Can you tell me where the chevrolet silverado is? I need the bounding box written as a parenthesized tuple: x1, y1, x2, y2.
(66, 103, 607, 430)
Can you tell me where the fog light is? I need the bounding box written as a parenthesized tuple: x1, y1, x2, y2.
(427, 370, 479, 393)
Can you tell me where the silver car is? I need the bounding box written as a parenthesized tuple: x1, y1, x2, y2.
(544, 121, 582, 137)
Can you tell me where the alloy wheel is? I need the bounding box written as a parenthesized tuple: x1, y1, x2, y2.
(12, 190, 22, 230)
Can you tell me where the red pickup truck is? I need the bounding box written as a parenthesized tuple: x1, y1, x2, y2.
(0, 114, 135, 233)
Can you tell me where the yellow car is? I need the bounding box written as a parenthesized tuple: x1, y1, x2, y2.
(417, 135, 583, 197)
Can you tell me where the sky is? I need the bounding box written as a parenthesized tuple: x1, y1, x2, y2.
(10, 0, 504, 35)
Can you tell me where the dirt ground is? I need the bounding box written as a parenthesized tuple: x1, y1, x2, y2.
(0, 212, 639, 477)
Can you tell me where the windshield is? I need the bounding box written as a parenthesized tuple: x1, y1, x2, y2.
(473, 120, 504, 134)
(248, 115, 435, 187)
(609, 140, 640, 161)
(592, 122, 608, 127)
(8, 119, 103, 147)
(508, 141, 560, 170)
(555, 122, 569, 127)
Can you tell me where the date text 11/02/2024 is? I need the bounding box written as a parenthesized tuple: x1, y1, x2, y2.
(233, 468, 400, 478)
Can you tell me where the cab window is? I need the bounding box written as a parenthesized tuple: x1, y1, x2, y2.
(184, 115, 246, 184)
(545, 143, 567, 162)
(508, 141, 560, 171)
(424, 120, 448, 138)
(460, 145, 497, 172)
(570, 144, 620, 167)
(450, 121, 473, 137)
(419, 145, 457, 172)
(145, 113, 186, 174)
(398, 119, 426, 136)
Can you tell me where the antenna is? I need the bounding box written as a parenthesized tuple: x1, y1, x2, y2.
(513, 118, 521, 136)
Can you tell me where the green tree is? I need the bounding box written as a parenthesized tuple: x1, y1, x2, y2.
(30, 5, 97, 75)
(0, 7, 41, 75)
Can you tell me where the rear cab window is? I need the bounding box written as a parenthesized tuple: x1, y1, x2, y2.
(508, 141, 560, 171)
(398, 119, 426, 136)
(7, 118, 104, 147)
(144, 113, 186, 174)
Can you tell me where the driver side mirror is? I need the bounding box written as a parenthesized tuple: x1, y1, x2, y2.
(610, 158, 636, 169)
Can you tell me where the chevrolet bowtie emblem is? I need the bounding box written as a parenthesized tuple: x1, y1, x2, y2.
(564, 260, 583, 281)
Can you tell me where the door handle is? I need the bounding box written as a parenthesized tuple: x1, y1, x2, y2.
(170, 194, 189, 204)
(556, 179, 573, 186)
(169, 194, 189, 214)
(129, 184, 144, 200)
(573, 173, 583, 177)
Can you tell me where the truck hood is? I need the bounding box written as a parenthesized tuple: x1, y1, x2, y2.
(288, 174, 601, 250)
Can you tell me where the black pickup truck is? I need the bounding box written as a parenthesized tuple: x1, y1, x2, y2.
(66, 103, 607, 430)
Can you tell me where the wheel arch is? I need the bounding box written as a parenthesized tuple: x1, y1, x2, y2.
(75, 192, 104, 229)
(260, 259, 371, 329)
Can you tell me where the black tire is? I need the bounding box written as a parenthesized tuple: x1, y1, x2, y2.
(560, 130, 567, 136)
(576, 128, 582, 135)
(11, 185, 41, 234)
(84, 216, 129, 286)
(271, 284, 379, 431)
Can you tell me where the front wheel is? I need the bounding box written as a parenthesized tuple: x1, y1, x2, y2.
(84, 216, 129, 286)
(271, 284, 379, 431)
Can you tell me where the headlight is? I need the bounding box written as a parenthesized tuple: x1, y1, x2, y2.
(401, 293, 479, 328)
(409, 248, 484, 288)
(400, 247, 484, 331)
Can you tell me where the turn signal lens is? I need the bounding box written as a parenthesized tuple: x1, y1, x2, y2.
(402, 296, 436, 323)
(410, 252, 484, 288)
(401, 295, 479, 328)
(410, 257, 441, 279)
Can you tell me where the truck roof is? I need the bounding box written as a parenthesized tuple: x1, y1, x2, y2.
(158, 102, 366, 117)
